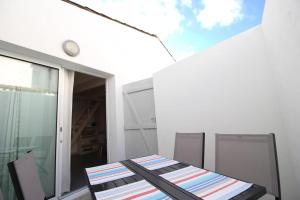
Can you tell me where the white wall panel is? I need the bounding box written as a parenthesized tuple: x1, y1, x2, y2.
(153, 25, 299, 199)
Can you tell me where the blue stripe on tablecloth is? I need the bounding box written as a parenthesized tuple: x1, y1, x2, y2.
(132, 155, 179, 170)
(144, 192, 171, 200)
(187, 175, 228, 193)
(141, 157, 169, 166)
(88, 167, 129, 179)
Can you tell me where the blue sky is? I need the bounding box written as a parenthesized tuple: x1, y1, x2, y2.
(165, 0, 265, 59)
(74, 0, 265, 60)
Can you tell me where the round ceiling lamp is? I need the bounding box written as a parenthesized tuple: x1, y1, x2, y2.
(62, 40, 80, 57)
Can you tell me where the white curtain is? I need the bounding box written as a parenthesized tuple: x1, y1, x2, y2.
(61, 69, 74, 194)
(0, 87, 22, 200)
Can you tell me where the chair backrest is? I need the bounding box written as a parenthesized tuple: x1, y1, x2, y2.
(215, 133, 281, 199)
(0, 187, 3, 200)
(174, 132, 205, 168)
(7, 152, 46, 200)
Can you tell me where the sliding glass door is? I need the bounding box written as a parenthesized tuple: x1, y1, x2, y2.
(0, 55, 59, 199)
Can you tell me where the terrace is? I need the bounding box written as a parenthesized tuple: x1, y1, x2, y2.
(0, 0, 299, 200)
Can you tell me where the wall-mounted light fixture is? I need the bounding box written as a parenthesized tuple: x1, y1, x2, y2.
(62, 40, 80, 57)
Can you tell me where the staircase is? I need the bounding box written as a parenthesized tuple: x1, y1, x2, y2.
(72, 101, 101, 146)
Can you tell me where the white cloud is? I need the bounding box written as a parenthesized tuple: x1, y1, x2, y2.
(73, 0, 184, 39)
(196, 0, 243, 29)
(180, 0, 192, 8)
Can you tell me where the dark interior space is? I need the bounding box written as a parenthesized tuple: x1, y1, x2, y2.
(70, 72, 107, 191)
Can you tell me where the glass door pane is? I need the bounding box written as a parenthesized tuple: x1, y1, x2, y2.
(0, 55, 58, 199)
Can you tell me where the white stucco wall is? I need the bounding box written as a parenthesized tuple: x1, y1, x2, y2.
(0, 0, 174, 162)
(261, 0, 300, 192)
(153, 0, 300, 198)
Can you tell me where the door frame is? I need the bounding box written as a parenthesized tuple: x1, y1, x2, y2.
(57, 67, 115, 197)
(66, 68, 113, 161)
(0, 47, 116, 198)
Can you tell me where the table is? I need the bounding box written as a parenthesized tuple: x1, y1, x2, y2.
(85, 155, 266, 200)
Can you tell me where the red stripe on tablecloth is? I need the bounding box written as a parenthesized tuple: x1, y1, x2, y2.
(90, 171, 132, 182)
(124, 188, 158, 200)
(174, 170, 209, 184)
(87, 164, 123, 174)
(135, 155, 161, 163)
(200, 180, 239, 198)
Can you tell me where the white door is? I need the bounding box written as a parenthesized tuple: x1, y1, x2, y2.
(123, 78, 158, 159)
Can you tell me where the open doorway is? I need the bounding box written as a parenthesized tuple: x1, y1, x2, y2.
(70, 72, 107, 191)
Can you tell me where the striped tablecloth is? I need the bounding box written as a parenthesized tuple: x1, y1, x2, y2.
(94, 180, 171, 200)
(132, 154, 179, 170)
(132, 155, 253, 200)
(160, 166, 252, 200)
(86, 162, 135, 185)
(86, 155, 263, 200)
(85, 161, 171, 200)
